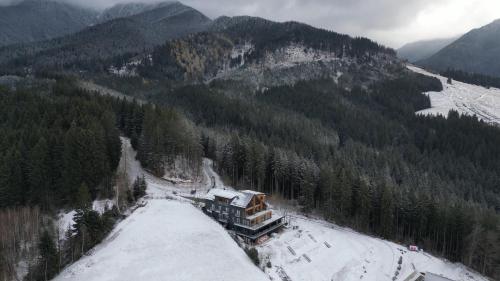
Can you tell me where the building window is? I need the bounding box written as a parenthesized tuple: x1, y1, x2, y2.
(236, 210, 240, 217)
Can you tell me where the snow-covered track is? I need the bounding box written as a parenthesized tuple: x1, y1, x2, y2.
(409, 65, 500, 126)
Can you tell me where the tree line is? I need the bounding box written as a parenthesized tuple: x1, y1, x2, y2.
(443, 68, 500, 89)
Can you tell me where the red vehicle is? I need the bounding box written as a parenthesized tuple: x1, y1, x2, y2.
(408, 245, 419, 252)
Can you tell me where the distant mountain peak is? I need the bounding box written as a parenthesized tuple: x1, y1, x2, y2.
(418, 18, 500, 77)
(99, 1, 187, 22)
(397, 36, 459, 63)
(0, 0, 98, 46)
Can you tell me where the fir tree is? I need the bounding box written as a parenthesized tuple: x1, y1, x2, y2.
(37, 230, 59, 281)
(133, 175, 147, 200)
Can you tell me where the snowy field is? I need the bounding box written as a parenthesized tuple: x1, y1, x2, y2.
(409, 65, 500, 125)
(258, 214, 487, 281)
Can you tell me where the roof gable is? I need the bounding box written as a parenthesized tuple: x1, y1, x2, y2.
(205, 188, 264, 208)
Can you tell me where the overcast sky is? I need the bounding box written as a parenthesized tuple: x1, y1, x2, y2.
(2, 0, 500, 48)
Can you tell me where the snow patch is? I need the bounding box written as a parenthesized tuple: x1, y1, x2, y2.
(263, 44, 340, 68)
(109, 58, 143, 77)
(57, 210, 77, 238)
(92, 199, 114, 214)
(230, 42, 254, 66)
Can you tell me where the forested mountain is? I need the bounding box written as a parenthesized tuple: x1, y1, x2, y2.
(419, 19, 500, 77)
(0, 0, 98, 47)
(138, 16, 400, 88)
(0, 1, 211, 73)
(100, 31, 500, 276)
(397, 36, 458, 62)
(0, 3, 499, 279)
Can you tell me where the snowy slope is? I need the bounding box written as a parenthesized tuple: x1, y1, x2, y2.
(53, 138, 266, 281)
(259, 214, 487, 281)
(409, 65, 500, 124)
(53, 137, 489, 281)
(53, 200, 268, 281)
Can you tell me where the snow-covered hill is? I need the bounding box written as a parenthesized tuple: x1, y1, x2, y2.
(53, 200, 268, 281)
(409, 65, 500, 124)
(258, 214, 487, 281)
(52, 137, 489, 281)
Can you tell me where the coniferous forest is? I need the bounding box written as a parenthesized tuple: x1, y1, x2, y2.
(0, 80, 202, 280)
(1, 70, 498, 279)
(127, 72, 499, 278)
(442, 68, 500, 89)
(0, 3, 499, 280)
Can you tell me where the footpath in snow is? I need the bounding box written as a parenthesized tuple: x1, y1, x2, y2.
(409, 65, 500, 125)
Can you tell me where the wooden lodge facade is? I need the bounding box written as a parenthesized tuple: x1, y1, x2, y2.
(203, 188, 284, 243)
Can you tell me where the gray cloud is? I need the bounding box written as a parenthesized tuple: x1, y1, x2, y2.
(1, 0, 499, 47)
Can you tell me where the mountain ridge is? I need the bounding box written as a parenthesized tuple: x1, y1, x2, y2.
(0, 1, 212, 72)
(0, 0, 98, 47)
(397, 36, 458, 62)
(418, 19, 500, 77)
(136, 15, 400, 88)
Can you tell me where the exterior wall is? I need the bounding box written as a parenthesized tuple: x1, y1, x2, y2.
(244, 194, 266, 216)
(248, 211, 272, 226)
(205, 200, 247, 224)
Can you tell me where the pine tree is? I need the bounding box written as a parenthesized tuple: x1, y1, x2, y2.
(76, 183, 92, 210)
(379, 184, 394, 238)
(28, 138, 51, 209)
(132, 175, 147, 200)
(37, 230, 59, 281)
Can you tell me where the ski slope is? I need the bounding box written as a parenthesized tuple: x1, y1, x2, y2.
(409, 65, 500, 124)
(53, 200, 268, 281)
(258, 214, 487, 281)
(53, 139, 267, 281)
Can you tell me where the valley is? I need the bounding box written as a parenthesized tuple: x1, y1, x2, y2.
(0, 1, 499, 281)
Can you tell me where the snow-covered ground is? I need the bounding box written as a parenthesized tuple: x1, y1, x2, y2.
(409, 65, 500, 125)
(258, 214, 487, 281)
(53, 200, 268, 281)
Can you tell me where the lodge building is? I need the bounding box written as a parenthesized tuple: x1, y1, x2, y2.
(203, 188, 284, 243)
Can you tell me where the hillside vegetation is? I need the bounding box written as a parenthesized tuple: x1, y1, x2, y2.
(0, 79, 202, 280)
(119, 71, 500, 278)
